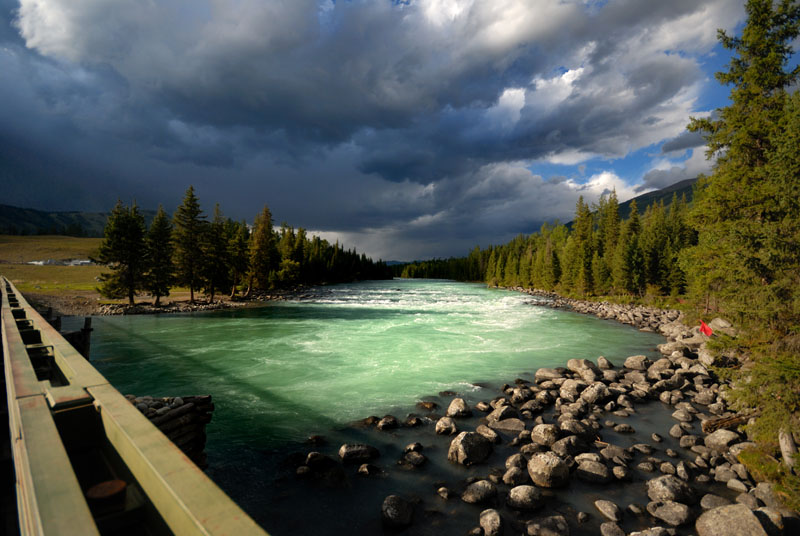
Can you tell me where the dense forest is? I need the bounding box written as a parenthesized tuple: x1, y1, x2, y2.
(96, 187, 391, 305)
(398, 0, 800, 500)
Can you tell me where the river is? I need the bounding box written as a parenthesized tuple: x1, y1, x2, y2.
(85, 279, 670, 534)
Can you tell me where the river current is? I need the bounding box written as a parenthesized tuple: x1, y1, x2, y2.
(85, 279, 669, 534)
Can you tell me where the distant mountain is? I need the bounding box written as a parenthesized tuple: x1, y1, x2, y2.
(0, 204, 159, 237)
(618, 178, 698, 219)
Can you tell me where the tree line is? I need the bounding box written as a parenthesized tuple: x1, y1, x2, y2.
(95, 186, 392, 305)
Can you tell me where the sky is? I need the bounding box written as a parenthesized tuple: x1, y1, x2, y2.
(0, 0, 750, 261)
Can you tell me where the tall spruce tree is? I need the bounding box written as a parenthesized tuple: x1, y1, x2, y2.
(201, 204, 230, 302)
(682, 0, 800, 323)
(248, 205, 278, 292)
(145, 205, 174, 306)
(96, 200, 147, 305)
(228, 220, 250, 298)
(172, 186, 206, 303)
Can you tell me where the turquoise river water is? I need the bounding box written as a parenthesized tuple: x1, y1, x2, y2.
(82, 279, 674, 534)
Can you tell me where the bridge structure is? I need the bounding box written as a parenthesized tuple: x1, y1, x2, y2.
(1, 276, 269, 535)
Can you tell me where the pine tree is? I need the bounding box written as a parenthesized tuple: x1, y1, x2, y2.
(682, 0, 800, 323)
(228, 220, 250, 298)
(248, 205, 278, 292)
(200, 204, 230, 302)
(172, 186, 206, 303)
(96, 200, 147, 305)
(145, 205, 174, 306)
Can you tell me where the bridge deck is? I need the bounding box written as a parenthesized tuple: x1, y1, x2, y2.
(1, 276, 268, 535)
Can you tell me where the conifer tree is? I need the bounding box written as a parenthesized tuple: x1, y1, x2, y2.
(248, 205, 278, 292)
(200, 204, 230, 302)
(228, 220, 250, 298)
(96, 200, 147, 305)
(172, 186, 206, 303)
(145, 205, 174, 306)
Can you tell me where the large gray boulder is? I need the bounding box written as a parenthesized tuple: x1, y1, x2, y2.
(531, 424, 560, 446)
(448, 432, 493, 466)
(381, 495, 414, 527)
(527, 452, 569, 488)
(646, 475, 696, 503)
(575, 460, 611, 483)
(624, 355, 651, 370)
(647, 501, 692, 526)
(695, 504, 768, 536)
(506, 485, 543, 510)
(580, 382, 611, 404)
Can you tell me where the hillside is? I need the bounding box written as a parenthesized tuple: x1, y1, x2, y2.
(618, 177, 697, 219)
(0, 204, 159, 237)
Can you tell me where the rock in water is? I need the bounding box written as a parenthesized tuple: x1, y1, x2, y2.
(506, 485, 543, 510)
(704, 429, 740, 452)
(624, 355, 651, 370)
(594, 499, 622, 522)
(448, 432, 493, 466)
(646, 475, 695, 504)
(527, 452, 569, 488)
(381, 495, 414, 527)
(462, 480, 497, 504)
(576, 460, 611, 483)
(526, 515, 569, 536)
(647, 500, 692, 526)
(480, 509, 504, 536)
(435, 416, 458, 435)
(446, 397, 473, 418)
(695, 504, 768, 536)
(338, 443, 379, 463)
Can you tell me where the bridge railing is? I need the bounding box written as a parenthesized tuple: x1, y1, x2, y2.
(1, 276, 269, 535)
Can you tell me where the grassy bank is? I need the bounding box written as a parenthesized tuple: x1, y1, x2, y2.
(0, 234, 102, 264)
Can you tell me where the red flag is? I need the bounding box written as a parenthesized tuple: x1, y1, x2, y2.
(699, 320, 713, 337)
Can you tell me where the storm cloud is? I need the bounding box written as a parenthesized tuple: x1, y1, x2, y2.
(1, 0, 744, 259)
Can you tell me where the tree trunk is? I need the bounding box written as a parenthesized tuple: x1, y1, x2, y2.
(245, 274, 253, 298)
(190, 284, 195, 304)
(155, 294, 161, 306)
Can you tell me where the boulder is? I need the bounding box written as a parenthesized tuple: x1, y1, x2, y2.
(705, 429, 740, 453)
(559, 379, 586, 402)
(552, 435, 585, 457)
(647, 501, 692, 526)
(700, 494, 731, 510)
(447, 397, 473, 418)
(435, 416, 458, 435)
(527, 452, 569, 488)
(488, 405, 519, 421)
(480, 509, 504, 536)
(503, 466, 530, 486)
(448, 432, 493, 466)
(476, 424, 501, 443)
(526, 515, 569, 536)
(381, 495, 414, 527)
(580, 382, 611, 404)
(646, 475, 696, 504)
(377, 415, 398, 430)
(695, 504, 768, 536)
(462, 480, 497, 504)
(594, 499, 622, 522)
(599, 522, 625, 536)
(488, 417, 526, 433)
(624, 355, 651, 370)
(576, 460, 611, 483)
(338, 443, 379, 463)
(531, 424, 560, 446)
(507, 485, 543, 510)
(535, 368, 564, 382)
(597, 356, 614, 369)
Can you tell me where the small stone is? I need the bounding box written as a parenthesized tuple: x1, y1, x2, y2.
(377, 415, 398, 430)
(700, 494, 731, 510)
(669, 424, 685, 438)
(613, 466, 631, 480)
(735, 493, 759, 510)
(600, 522, 625, 536)
(437, 487, 452, 500)
(527, 452, 569, 488)
(624, 355, 651, 370)
(576, 512, 589, 523)
(576, 460, 612, 483)
(646, 475, 695, 503)
(727, 478, 748, 493)
(403, 451, 427, 467)
(476, 424, 501, 443)
(338, 443, 379, 463)
(647, 500, 692, 526)
(435, 416, 458, 435)
(526, 515, 569, 536)
(614, 423, 635, 433)
(652, 433, 663, 442)
(448, 432, 493, 466)
(357, 463, 381, 476)
(446, 397, 472, 418)
(704, 429, 741, 453)
(531, 424, 561, 446)
(503, 466, 529, 486)
(672, 409, 693, 422)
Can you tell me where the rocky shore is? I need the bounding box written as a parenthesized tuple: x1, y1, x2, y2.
(287, 297, 796, 535)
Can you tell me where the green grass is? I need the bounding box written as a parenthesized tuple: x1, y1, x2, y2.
(0, 234, 102, 264)
(738, 447, 800, 512)
(0, 264, 107, 294)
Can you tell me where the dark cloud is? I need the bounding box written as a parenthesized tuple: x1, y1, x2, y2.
(1, 0, 744, 258)
(661, 128, 706, 153)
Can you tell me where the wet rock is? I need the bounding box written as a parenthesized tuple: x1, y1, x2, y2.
(505, 453, 527, 469)
(338, 443, 379, 463)
(704, 429, 740, 452)
(476, 424, 501, 443)
(646, 475, 696, 504)
(594, 499, 623, 522)
(672, 409, 693, 422)
(403, 451, 427, 467)
(527, 452, 569, 488)
(435, 417, 458, 435)
(416, 400, 438, 411)
(624, 355, 651, 370)
(576, 512, 589, 524)
(447, 397, 473, 418)
(480, 509, 504, 536)
(669, 424, 684, 438)
(647, 500, 692, 526)
(507, 485, 543, 510)
(614, 423, 635, 433)
(476, 401, 492, 412)
(462, 480, 497, 504)
(695, 504, 768, 536)
(535, 368, 564, 382)
(405, 416, 423, 427)
(437, 487, 452, 500)
(526, 515, 569, 536)
(357, 463, 382, 476)
(581, 382, 611, 404)
(488, 405, 519, 421)
(652, 433, 663, 442)
(612, 466, 631, 481)
(576, 460, 611, 483)
(503, 466, 529, 486)
(488, 417, 526, 433)
(597, 356, 614, 369)
(600, 522, 625, 536)
(551, 435, 585, 457)
(531, 424, 561, 446)
(382, 495, 414, 527)
(448, 432, 493, 466)
(377, 415, 398, 430)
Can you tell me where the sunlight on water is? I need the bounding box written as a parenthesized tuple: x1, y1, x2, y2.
(89, 279, 664, 450)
